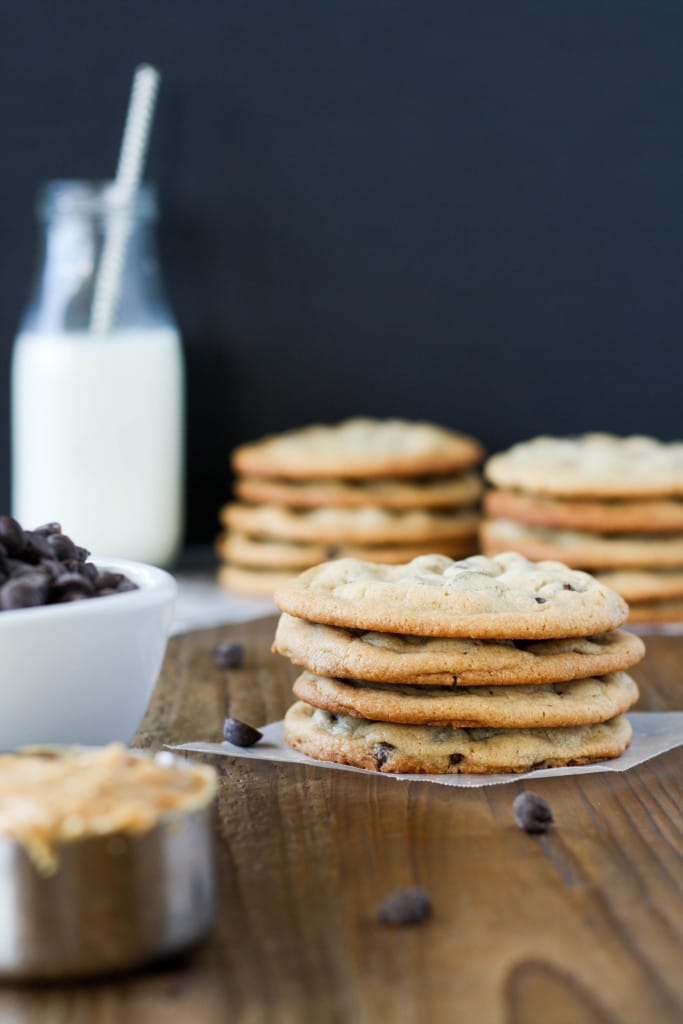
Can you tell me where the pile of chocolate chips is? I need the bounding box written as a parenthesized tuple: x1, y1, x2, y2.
(0, 516, 138, 612)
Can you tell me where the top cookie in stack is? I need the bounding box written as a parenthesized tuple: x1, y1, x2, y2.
(273, 552, 643, 774)
(218, 418, 485, 596)
(481, 434, 683, 623)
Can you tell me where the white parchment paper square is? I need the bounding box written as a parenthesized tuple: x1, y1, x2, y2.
(170, 711, 683, 788)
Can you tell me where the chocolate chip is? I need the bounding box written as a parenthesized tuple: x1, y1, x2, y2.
(449, 753, 464, 766)
(80, 561, 99, 584)
(33, 522, 62, 537)
(0, 516, 136, 612)
(52, 572, 96, 600)
(378, 888, 432, 926)
(562, 583, 576, 591)
(513, 791, 554, 834)
(21, 531, 53, 563)
(115, 579, 138, 593)
(95, 570, 124, 591)
(0, 517, 24, 556)
(373, 742, 395, 768)
(4, 558, 39, 578)
(46, 532, 78, 562)
(325, 546, 342, 559)
(214, 641, 245, 669)
(534, 596, 547, 604)
(40, 558, 64, 580)
(0, 573, 50, 610)
(223, 717, 262, 747)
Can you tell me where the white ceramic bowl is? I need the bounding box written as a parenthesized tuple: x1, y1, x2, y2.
(0, 558, 176, 747)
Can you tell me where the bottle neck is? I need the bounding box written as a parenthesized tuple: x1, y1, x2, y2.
(19, 181, 177, 336)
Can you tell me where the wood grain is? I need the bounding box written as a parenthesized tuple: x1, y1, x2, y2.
(2, 621, 681, 1024)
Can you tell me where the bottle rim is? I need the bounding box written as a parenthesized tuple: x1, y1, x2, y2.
(36, 180, 158, 220)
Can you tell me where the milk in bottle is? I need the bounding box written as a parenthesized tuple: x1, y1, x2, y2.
(11, 182, 184, 565)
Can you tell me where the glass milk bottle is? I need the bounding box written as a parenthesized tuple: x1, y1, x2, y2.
(11, 181, 184, 565)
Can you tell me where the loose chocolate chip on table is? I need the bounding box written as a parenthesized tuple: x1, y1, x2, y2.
(378, 888, 432, 926)
(214, 641, 245, 669)
(513, 791, 554, 834)
(223, 718, 263, 747)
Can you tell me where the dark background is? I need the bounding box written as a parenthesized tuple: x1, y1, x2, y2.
(1, 1, 682, 546)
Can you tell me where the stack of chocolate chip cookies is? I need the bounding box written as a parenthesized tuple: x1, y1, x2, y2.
(217, 418, 485, 596)
(482, 434, 683, 623)
(272, 552, 643, 774)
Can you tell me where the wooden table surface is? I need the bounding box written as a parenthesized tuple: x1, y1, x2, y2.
(3, 618, 682, 1024)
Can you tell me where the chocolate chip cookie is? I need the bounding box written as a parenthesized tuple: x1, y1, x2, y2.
(233, 418, 485, 479)
(273, 614, 645, 686)
(486, 434, 683, 498)
(292, 670, 639, 729)
(274, 553, 629, 639)
(284, 701, 633, 774)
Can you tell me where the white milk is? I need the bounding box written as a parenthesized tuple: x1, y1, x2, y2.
(11, 327, 184, 565)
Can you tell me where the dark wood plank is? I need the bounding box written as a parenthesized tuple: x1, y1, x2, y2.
(2, 624, 681, 1024)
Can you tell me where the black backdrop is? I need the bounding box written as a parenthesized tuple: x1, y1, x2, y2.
(1, 1, 682, 546)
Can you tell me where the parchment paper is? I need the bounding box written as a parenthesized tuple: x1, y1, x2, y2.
(169, 711, 683, 788)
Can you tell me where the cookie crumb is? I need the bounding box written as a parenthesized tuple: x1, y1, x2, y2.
(214, 641, 245, 669)
(378, 887, 432, 926)
(513, 791, 553, 834)
(223, 718, 262, 747)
